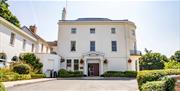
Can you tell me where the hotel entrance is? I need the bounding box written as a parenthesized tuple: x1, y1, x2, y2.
(88, 63, 99, 76)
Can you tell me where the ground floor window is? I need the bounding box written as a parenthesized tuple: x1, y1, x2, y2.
(74, 59, 79, 71)
(66, 59, 71, 69)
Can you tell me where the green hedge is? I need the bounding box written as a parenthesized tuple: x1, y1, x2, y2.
(137, 69, 180, 91)
(0, 82, 6, 91)
(141, 81, 166, 91)
(0, 68, 31, 82)
(31, 73, 46, 79)
(58, 69, 83, 77)
(103, 71, 137, 77)
(165, 61, 180, 69)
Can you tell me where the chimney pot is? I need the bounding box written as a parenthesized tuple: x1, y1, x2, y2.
(29, 25, 37, 33)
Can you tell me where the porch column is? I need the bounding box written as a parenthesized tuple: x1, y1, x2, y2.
(100, 60, 104, 75)
(83, 59, 88, 76)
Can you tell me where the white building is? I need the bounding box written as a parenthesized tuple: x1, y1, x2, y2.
(57, 11, 141, 76)
(0, 17, 60, 77)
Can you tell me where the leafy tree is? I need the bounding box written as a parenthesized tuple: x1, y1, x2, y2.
(170, 50, 180, 62)
(0, 0, 20, 27)
(20, 53, 43, 73)
(139, 49, 168, 70)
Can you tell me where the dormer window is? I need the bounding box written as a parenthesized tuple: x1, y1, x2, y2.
(71, 28, 76, 34)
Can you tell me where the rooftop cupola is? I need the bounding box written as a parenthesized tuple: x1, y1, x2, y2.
(61, 8, 66, 20)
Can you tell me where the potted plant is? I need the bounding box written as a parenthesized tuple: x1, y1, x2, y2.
(128, 59, 132, 63)
(104, 59, 108, 64)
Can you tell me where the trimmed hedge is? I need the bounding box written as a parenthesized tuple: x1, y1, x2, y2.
(31, 73, 46, 79)
(137, 69, 180, 91)
(13, 64, 31, 74)
(103, 71, 137, 77)
(0, 82, 6, 91)
(58, 69, 83, 77)
(141, 81, 166, 91)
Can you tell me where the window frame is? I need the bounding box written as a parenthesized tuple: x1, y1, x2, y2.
(70, 41, 76, 52)
(90, 28, 95, 34)
(66, 59, 72, 68)
(111, 28, 116, 34)
(10, 33, 15, 46)
(112, 41, 117, 52)
(90, 41, 95, 51)
(22, 39, 26, 50)
(71, 28, 77, 34)
(74, 59, 79, 71)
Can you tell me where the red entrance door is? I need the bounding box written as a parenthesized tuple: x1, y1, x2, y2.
(88, 63, 99, 76)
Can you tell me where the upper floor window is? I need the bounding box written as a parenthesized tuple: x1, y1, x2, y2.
(71, 41, 76, 51)
(10, 33, 15, 45)
(90, 41, 95, 51)
(22, 39, 26, 50)
(71, 28, 76, 34)
(90, 28, 95, 34)
(112, 41, 117, 52)
(41, 44, 44, 52)
(46, 47, 49, 53)
(132, 30, 135, 36)
(111, 28, 116, 34)
(66, 59, 72, 67)
(74, 59, 79, 71)
(31, 44, 34, 52)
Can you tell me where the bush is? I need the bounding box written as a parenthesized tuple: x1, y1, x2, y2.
(13, 64, 31, 74)
(164, 61, 180, 69)
(141, 81, 166, 91)
(103, 71, 137, 77)
(58, 69, 83, 77)
(161, 77, 176, 91)
(20, 53, 43, 73)
(31, 73, 46, 79)
(0, 82, 6, 91)
(137, 69, 180, 91)
(17, 74, 31, 80)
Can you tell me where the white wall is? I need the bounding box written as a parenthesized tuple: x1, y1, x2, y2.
(35, 53, 60, 77)
(0, 23, 36, 65)
(57, 22, 136, 71)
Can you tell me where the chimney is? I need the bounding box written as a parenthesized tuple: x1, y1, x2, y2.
(29, 25, 37, 34)
(61, 8, 66, 20)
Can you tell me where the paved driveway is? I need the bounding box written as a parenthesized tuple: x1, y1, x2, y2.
(7, 79, 138, 91)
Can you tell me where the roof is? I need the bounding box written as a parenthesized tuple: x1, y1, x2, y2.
(76, 18, 112, 21)
(21, 26, 48, 44)
(0, 17, 36, 42)
(47, 41, 57, 46)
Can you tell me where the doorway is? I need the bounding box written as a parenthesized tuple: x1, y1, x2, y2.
(88, 63, 99, 76)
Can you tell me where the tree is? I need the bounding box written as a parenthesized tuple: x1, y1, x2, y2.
(0, 0, 20, 28)
(170, 50, 180, 62)
(139, 49, 168, 70)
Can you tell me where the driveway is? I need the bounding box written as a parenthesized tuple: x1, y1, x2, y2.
(7, 79, 138, 91)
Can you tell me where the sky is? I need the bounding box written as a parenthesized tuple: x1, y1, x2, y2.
(7, 0, 180, 57)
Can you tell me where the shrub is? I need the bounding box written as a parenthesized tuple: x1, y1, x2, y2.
(31, 73, 46, 79)
(161, 77, 176, 91)
(103, 71, 137, 77)
(17, 74, 31, 80)
(141, 81, 166, 91)
(164, 61, 180, 69)
(0, 82, 6, 91)
(20, 53, 43, 73)
(137, 69, 180, 91)
(13, 64, 31, 74)
(58, 69, 83, 77)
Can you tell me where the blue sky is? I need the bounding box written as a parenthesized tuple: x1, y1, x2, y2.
(7, 0, 180, 57)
